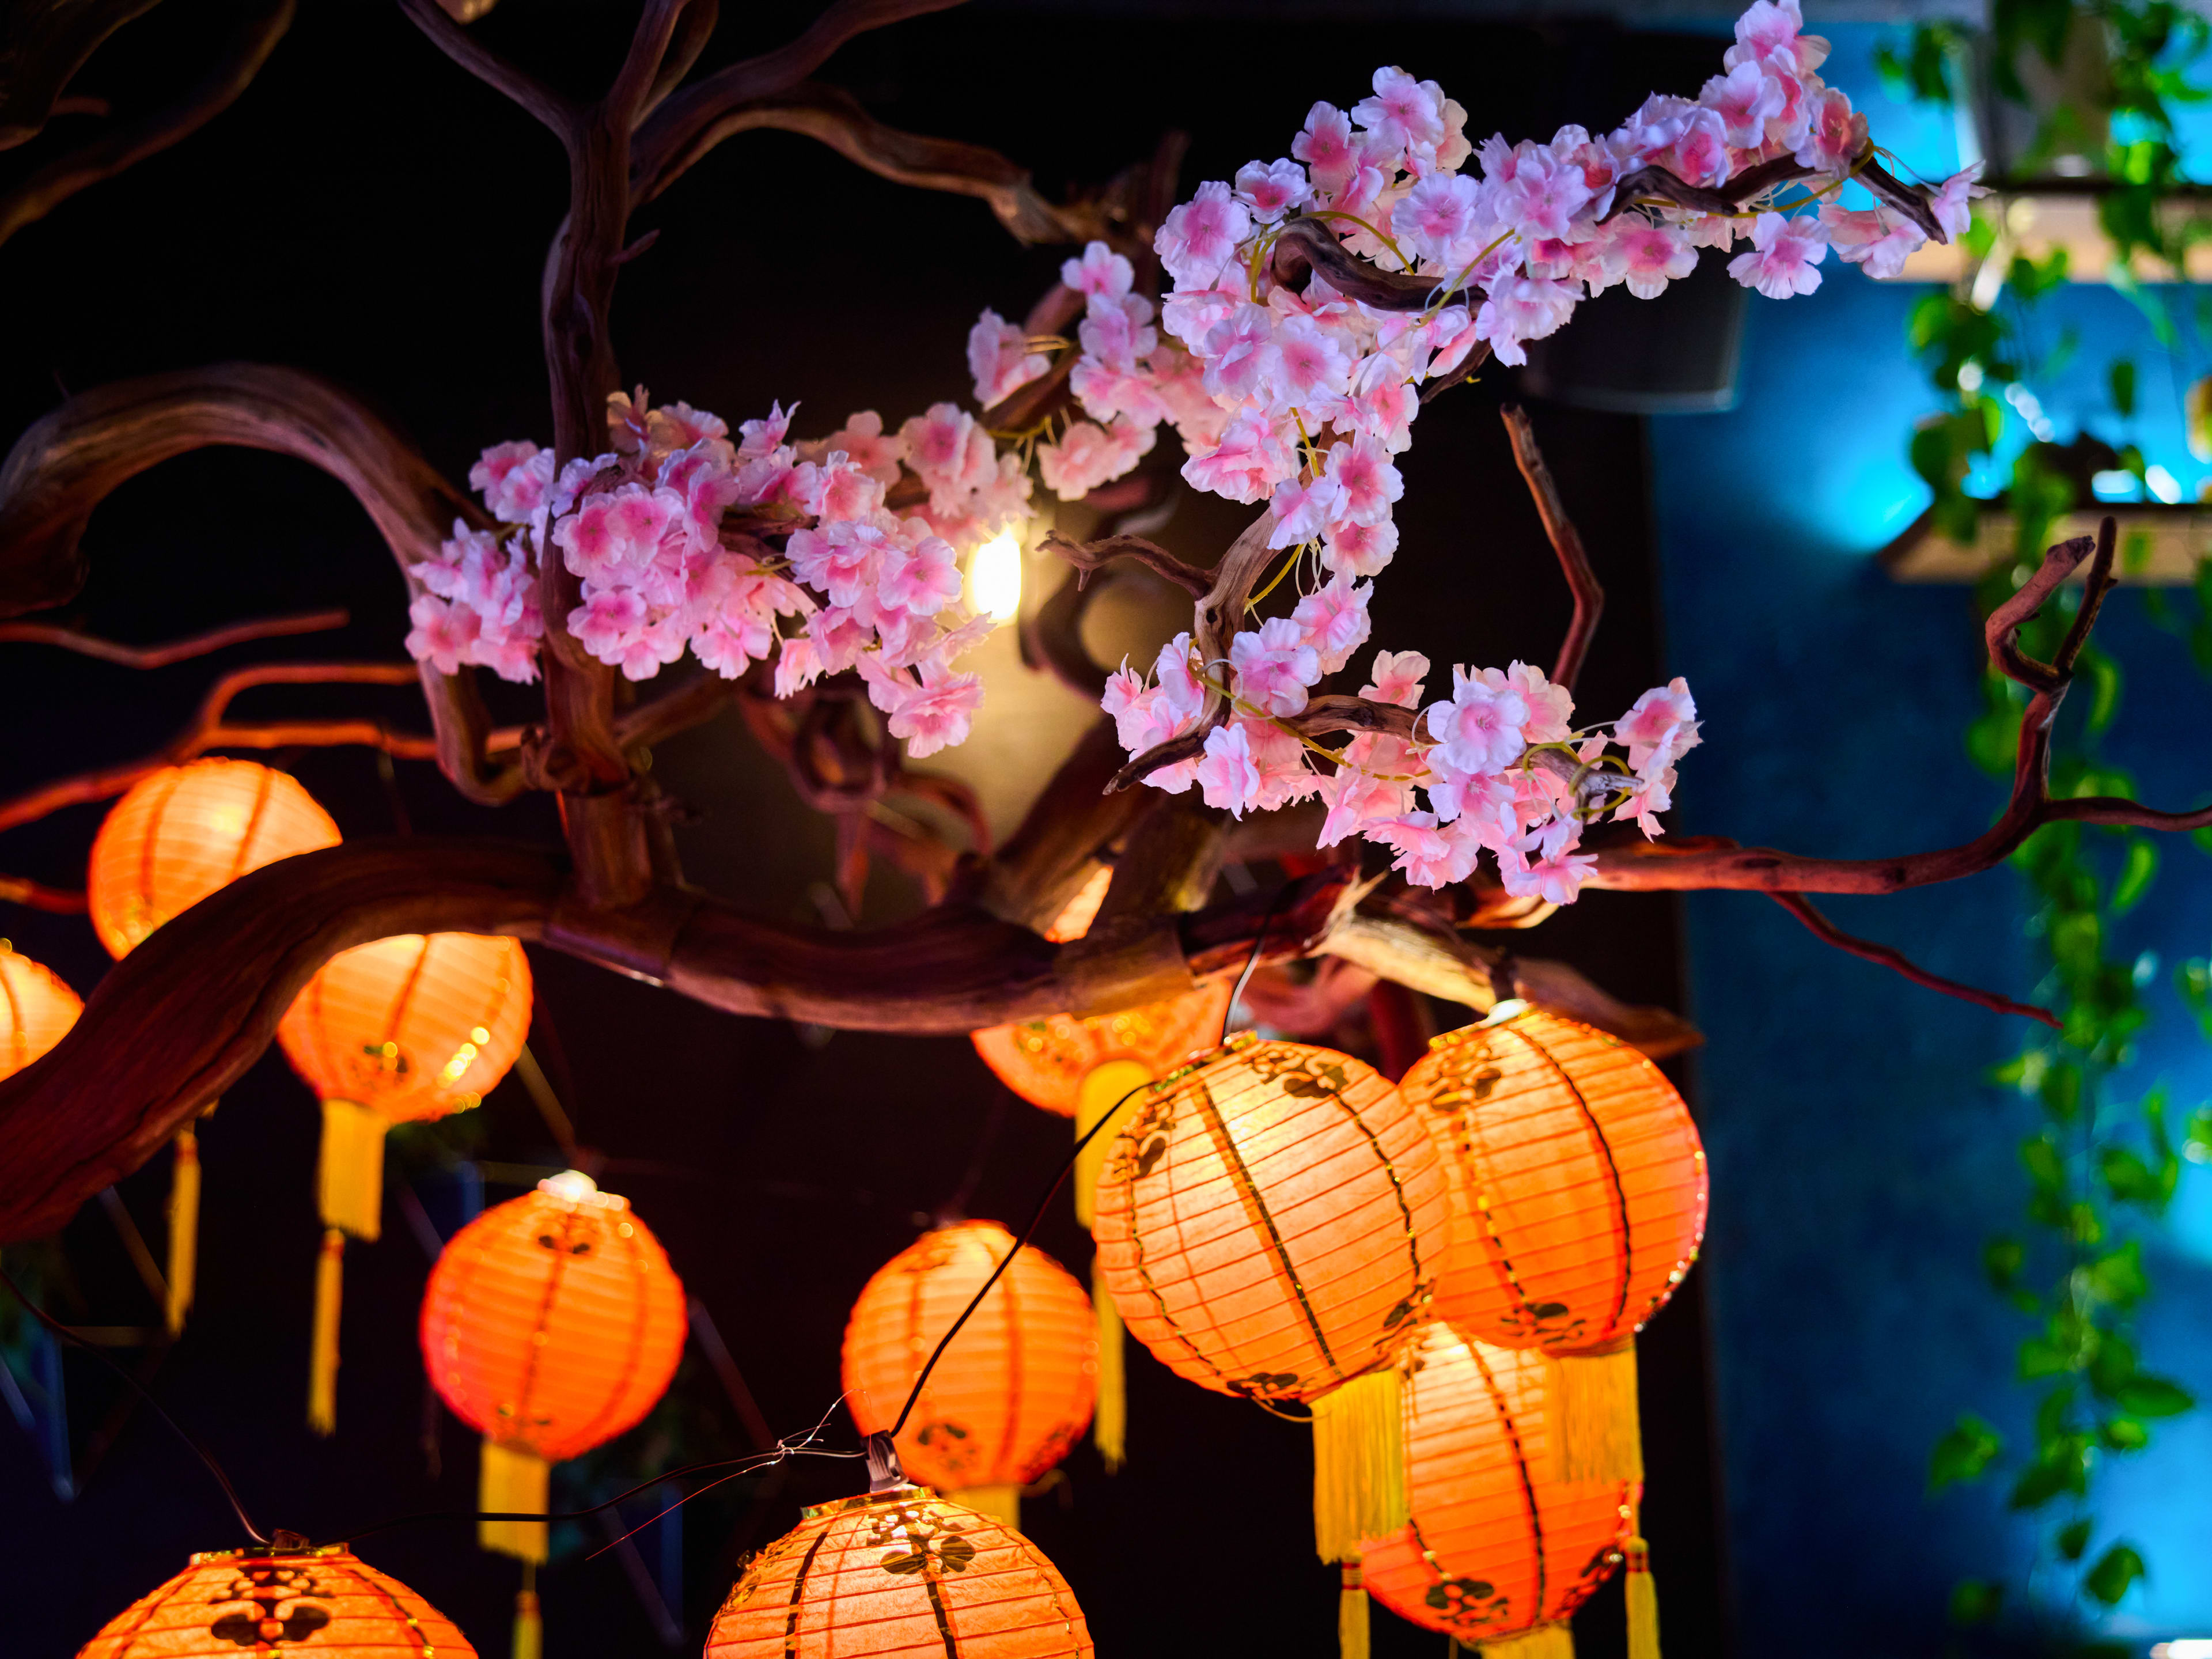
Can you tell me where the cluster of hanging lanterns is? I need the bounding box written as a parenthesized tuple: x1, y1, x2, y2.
(38, 759, 1708, 1659)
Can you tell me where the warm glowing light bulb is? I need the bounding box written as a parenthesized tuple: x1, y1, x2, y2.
(968, 531, 1022, 624)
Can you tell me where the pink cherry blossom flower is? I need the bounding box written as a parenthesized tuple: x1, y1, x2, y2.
(1427, 763, 1520, 845)
(1820, 205, 1926, 280)
(1361, 649, 1430, 708)
(794, 457, 884, 523)
(1182, 408, 1296, 505)
(1061, 240, 1134, 300)
(1426, 664, 1531, 775)
(1342, 363, 1419, 454)
(738, 401, 796, 460)
(786, 520, 887, 608)
(1613, 762, 1676, 838)
(1080, 291, 1158, 374)
(1294, 102, 1358, 198)
(1241, 717, 1320, 811)
(878, 534, 964, 616)
(1322, 516, 1399, 578)
(1608, 218, 1698, 299)
(1323, 434, 1404, 525)
(1269, 314, 1355, 411)
(1157, 180, 1251, 290)
(1353, 67, 1446, 160)
(1929, 161, 1986, 241)
(1293, 574, 1373, 673)
(1725, 0, 1827, 78)
(1192, 722, 1264, 817)
(1701, 60, 1786, 147)
(1039, 417, 1156, 501)
(968, 306, 1051, 407)
(1507, 661, 1574, 743)
(1229, 615, 1321, 715)
(1491, 148, 1593, 243)
(1498, 825, 1597, 904)
(692, 607, 775, 677)
(567, 585, 649, 664)
(1236, 158, 1312, 223)
(1392, 172, 1486, 268)
(1616, 676, 1702, 772)
(1665, 107, 1734, 190)
(1317, 752, 1414, 847)
(1267, 471, 1350, 550)
(1793, 86, 1866, 174)
(1202, 304, 1282, 402)
(406, 593, 480, 675)
(774, 631, 824, 696)
(900, 403, 998, 512)
(805, 606, 872, 675)
(1475, 274, 1579, 367)
(471, 441, 554, 524)
(874, 656, 985, 759)
(1374, 811, 1484, 888)
(1070, 357, 1171, 428)
(1728, 211, 1827, 298)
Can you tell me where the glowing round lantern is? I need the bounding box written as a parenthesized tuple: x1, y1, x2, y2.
(843, 1221, 1095, 1529)
(422, 1169, 687, 1567)
(279, 931, 532, 1436)
(88, 758, 339, 958)
(705, 1484, 1093, 1658)
(77, 1541, 474, 1658)
(0, 942, 80, 1080)
(1091, 1032, 1452, 1560)
(1358, 1322, 1634, 1658)
(1400, 1007, 1706, 1486)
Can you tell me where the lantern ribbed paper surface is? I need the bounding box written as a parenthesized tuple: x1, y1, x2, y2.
(1090, 1033, 1448, 1404)
(421, 1171, 687, 1464)
(76, 1544, 474, 1658)
(843, 1221, 1096, 1509)
(704, 1486, 1094, 1658)
(88, 759, 339, 958)
(1360, 1323, 1633, 1647)
(278, 933, 532, 1125)
(969, 982, 1230, 1119)
(0, 944, 80, 1080)
(1405, 1010, 1707, 1357)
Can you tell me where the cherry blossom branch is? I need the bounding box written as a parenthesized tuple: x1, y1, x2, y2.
(1266, 217, 1444, 310)
(0, 3, 164, 148)
(0, 363, 527, 804)
(1604, 151, 1942, 243)
(1039, 530, 1211, 599)
(0, 607, 347, 666)
(631, 80, 1100, 244)
(0, 662, 454, 838)
(1768, 892, 2060, 1027)
(612, 669, 742, 753)
(0, 874, 86, 914)
(979, 718, 1153, 933)
(0, 0, 293, 251)
(1500, 404, 1603, 692)
(631, 0, 969, 201)
(393, 0, 575, 141)
(642, 0, 719, 121)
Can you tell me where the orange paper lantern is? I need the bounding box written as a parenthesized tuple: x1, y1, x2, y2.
(843, 1221, 1096, 1528)
(969, 982, 1230, 1120)
(421, 1170, 688, 1563)
(88, 758, 340, 958)
(1359, 1322, 1634, 1654)
(1091, 1032, 1452, 1560)
(1402, 1007, 1707, 1491)
(705, 1485, 1094, 1658)
(77, 1542, 474, 1658)
(279, 931, 532, 1436)
(0, 942, 81, 1080)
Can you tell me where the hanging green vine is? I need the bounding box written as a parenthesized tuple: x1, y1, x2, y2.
(1884, 2, 2212, 1647)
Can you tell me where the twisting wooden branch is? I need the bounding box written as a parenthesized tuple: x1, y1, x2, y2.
(393, 0, 574, 141)
(1605, 151, 1942, 243)
(0, 2, 158, 149)
(1040, 531, 1211, 599)
(0, 0, 293, 251)
(0, 607, 347, 666)
(1500, 404, 1604, 692)
(0, 874, 86, 914)
(1768, 892, 2060, 1027)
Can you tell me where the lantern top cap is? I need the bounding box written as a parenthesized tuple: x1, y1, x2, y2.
(800, 1483, 934, 1521)
(187, 1541, 351, 1566)
(537, 1168, 624, 1209)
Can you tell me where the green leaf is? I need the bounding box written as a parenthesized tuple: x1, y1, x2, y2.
(1948, 1578, 2003, 1627)
(2057, 1516, 2093, 1560)
(2101, 1415, 2150, 1451)
(2084, 1541, 2146, 1605)
(1948, 1577, 2003, 1627)
(2020, 1334, 2075, 1380)
(2111, 838, 2157, 912)
(1984, 1237, 2024, 1288)
(1930, 1414, 2003, 1491)
(2114, 1375, 2195, 1418)
(2111, 358, 2139, 417)
(2086, 1240, 2149, 1305)
(2089, 1331, 2137, 1397)
(2022, 1134, 2068, 1192)
(2101, 1148, 2169, 1211)
(2009, 1451, 2082, 1510)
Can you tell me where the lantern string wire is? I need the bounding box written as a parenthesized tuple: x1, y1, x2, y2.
(0, 1264, 268, 1544)
(891, 881, 1292, 1440)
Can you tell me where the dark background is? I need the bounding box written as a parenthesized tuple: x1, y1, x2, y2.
(0, 3, 1730, 1653)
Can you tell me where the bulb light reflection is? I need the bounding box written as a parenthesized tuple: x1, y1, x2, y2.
(968, 531, 1022, 624)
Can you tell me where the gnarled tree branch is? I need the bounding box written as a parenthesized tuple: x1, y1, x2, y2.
(0, 1, 156, 149)
(394, 0, 574, 141)
(0, 606, 346, 666)
(1768, 892, 2059, 1027)
(1501, 404, 1603, 692)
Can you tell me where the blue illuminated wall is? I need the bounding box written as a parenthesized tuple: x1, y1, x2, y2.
(1646, 23, 2212, 1654)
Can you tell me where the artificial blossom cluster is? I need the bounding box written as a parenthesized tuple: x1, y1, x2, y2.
(408, 389, 1035, 757)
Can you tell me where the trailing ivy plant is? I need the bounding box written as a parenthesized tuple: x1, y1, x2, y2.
(1884, 2, 2212, 1649)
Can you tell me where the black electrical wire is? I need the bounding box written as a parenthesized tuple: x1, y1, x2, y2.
(0, 1265, 267, 1544)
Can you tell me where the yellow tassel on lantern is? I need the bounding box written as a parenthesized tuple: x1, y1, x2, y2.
(1074, 1059, 1151, 1229)
(307, 1228, 344, 1435)
(1310, 1366, 1407, 1563)
(1477, 1622, 1574, 1659)
(1338, 1559, 1370, 1659)
(1626, 1535, 1661, 1659)
(164, 1122, 201, 1338)
(480, 1438, 551, 1563)
(1546, 1338, 1643, 1484)
(959, 1483, 1021, 1530)
(316, 1098, 388, 1239)
(1092, 1253, 1126, 1472)
(512, 1561, 543, 1659)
